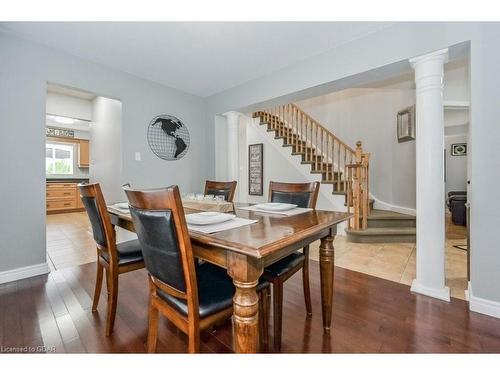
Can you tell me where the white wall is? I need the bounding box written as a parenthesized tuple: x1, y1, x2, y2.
(46, 92, 93, 120)
(0, 32, 211, 276)
(90, 97, 123, 203)
(241, 117, 314, 204)
(297, 88, 417, 211)
(445, 133, 468, 196)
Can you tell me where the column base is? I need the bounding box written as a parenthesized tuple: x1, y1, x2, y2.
(410, 279, 450, 302)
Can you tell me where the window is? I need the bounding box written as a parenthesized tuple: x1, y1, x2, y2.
(46, 142, 74, 175)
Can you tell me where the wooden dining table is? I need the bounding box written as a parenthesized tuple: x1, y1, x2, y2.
(107, 203, 352, 353)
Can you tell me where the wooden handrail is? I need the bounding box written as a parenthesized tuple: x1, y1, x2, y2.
(290, 103, 356, 154)
(256, 103, 370, 230)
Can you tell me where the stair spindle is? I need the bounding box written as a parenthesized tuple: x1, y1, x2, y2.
(301, 112, 304, 154)
(343, 147, 347, 191)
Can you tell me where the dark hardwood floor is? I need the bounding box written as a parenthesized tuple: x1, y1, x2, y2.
(1, 260, 500, 353)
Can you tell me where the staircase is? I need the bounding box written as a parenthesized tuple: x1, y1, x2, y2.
(252, 103, 416, 243)
(345, 209, 416, 243)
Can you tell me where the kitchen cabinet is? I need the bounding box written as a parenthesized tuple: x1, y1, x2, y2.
(78, 139, 90, 168)
(46, 182, 86, 214)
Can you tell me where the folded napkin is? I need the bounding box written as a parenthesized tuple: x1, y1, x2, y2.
(239, 205, 313, 216)
(187, 217, 258, 234)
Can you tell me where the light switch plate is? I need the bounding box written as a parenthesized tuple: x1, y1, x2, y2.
(135, 152, 141, 161)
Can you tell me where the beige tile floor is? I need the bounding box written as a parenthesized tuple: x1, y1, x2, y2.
(309, 215, 468, 300)
(47, 212, 468, 300)
(46, 211, 136, 271)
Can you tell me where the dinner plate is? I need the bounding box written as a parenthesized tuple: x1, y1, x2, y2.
(115, 202, 129, 209)
(253, 202, 298, 211)
(186, 212, 235, 226)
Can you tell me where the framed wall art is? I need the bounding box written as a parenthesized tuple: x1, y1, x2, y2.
(451, 143, 467, 156)
(248, 143, 263, 196)
(397, 105, 416, 143)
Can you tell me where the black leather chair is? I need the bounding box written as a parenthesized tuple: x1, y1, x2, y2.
(78, 182, 144, 336)
(447, 191, 467, 210)
(204, 180, 237, 202)
(262, 181, 320, 351)
(124, 185, 270, 353)
(450, 195, 467, 226)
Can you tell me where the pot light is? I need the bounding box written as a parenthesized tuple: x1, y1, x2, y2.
(53, 116, 75, 125)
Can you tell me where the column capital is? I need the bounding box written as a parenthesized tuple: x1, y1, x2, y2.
(223, 111, 240, 121)
(409, 48, 449, 69)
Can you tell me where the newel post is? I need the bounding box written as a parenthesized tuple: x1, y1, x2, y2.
(355, 141, 363, 164)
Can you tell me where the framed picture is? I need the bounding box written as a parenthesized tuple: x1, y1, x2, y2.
(397, 105, 416, 143)
(451, 143, 467, 156)
(248, 143, 263, 196)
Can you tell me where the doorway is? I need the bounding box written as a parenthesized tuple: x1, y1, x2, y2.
(45, 83, 125, 271)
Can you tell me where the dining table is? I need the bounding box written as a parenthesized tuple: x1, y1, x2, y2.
(107, 202, 352, 353)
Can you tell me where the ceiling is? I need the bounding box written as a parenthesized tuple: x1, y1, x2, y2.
(0, 22, 394, 97)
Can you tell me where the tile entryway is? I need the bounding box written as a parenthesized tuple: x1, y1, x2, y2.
(309, 214, 468, 300)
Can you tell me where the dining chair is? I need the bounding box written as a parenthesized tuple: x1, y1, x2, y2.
(204, 180, 237, 202)
(263, 181, 320, 351)
(77, 182, 144, 336)
(124, 185, 270, 353)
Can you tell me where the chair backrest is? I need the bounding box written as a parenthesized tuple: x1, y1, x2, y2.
(204, 180, 237, 202)
(124, 185, 198, 304)
(268, 181, 320, 209)
(77, 183, 118, 262)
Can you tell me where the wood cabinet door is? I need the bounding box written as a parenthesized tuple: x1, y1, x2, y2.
(78, 140, 90, 167)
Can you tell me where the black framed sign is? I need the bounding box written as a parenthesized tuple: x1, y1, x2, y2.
(451, 143, 467, 156)
(248, 143, 263, 196)
(46, 127, 74, 138)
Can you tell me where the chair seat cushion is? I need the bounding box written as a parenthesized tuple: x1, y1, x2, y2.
(101, 239, 143, 265)
(264, 251, 305, 278)
(157, 262, 269, 319)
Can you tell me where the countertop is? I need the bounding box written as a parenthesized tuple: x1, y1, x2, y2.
(46, 177, 90, 183)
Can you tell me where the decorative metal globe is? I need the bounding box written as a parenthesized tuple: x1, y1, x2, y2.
(147, 115, 190, 161)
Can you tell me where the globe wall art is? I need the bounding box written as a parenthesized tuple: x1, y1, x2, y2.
(147, 115, 190, 160)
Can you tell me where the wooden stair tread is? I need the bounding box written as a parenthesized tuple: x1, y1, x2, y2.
(255, 109, 373, 227)
(367, 209, 415, 221)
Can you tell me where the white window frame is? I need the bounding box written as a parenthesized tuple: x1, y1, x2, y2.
(46, 142, 74, 175)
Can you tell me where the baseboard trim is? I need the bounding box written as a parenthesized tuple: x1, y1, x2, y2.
(410, 279, 451, 302)
(370, 194, 416, 216)
(468, 283, 500, 319)
(0, 262, 50, 284)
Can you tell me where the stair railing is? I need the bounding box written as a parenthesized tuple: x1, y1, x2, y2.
(260, 104, 356, 191)
(256, 104, 370, 230)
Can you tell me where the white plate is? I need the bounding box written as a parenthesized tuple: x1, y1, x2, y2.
(115, 202, 129, 209)
(186, 212, 235, 226)
(253, 203, 298, 211)
(196, 211, 221, 217)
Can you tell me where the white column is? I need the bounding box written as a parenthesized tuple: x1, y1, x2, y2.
(409, 48, 450, 302)
(225, 111, 240, 182)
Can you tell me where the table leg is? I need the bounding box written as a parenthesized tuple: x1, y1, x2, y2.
(319, 228, 336, 334)
(227, 253, 263, 353)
